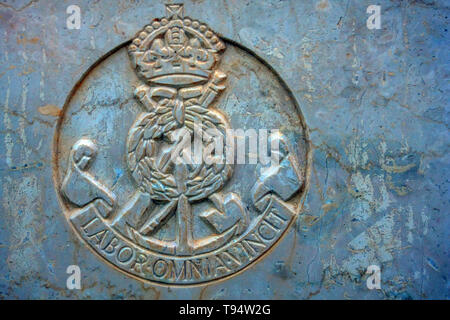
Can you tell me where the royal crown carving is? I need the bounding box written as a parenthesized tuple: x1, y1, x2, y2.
(128, 4, 225, 86)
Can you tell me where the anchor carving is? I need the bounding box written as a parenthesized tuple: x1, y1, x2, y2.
(112, 4, 248, 256)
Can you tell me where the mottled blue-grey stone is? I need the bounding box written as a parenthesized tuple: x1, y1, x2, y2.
(0, 0, 448, 299)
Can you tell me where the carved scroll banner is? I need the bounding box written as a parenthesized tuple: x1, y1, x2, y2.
(70, 193, 297, 284)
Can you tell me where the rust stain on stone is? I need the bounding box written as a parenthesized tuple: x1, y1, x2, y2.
(382, 162, 416, 174)
(0, 65, 16, 78)
(322, 202, 338, 213)
(316, 0, 329, 10)
(16, 33, 40, 45)
(38, 104, 61, 117)
(19, 66, 34, 75)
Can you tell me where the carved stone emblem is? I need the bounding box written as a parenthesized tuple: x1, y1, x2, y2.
(54, 4, 311, 285)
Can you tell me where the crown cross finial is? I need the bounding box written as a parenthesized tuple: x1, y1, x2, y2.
(166, 4, 184, 19)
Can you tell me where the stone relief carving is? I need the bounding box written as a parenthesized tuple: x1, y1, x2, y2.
(61, 139, 116, 218)
(55, 3, 309, 285)
(251, 132, 302, 212)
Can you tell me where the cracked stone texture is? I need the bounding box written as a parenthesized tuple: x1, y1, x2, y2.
(0, 0, 448, 299)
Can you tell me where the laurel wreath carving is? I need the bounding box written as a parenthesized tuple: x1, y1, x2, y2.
(127, 98, 233, 202)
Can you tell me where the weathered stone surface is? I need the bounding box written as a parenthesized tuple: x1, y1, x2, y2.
(0, 0, 448, 299)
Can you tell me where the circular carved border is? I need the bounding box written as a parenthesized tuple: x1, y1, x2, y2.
(53, 38, 312, 287)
